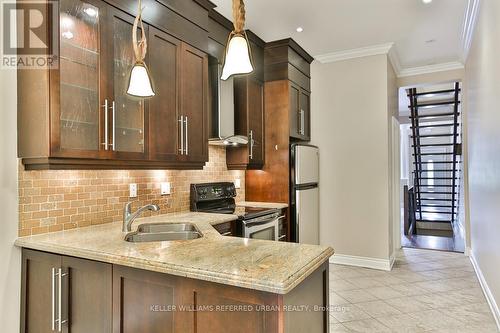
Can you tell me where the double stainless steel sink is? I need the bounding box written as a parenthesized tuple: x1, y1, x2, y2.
(125, 223, 202, 243)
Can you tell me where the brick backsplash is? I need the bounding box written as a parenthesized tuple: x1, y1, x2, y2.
(18, 146, 245, 236)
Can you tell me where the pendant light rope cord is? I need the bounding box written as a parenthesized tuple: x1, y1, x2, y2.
(132, 0, 147, 63)
(232, 0, 246, 34)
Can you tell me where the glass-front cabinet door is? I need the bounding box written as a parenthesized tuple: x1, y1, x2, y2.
(57, 0, 106, 157)
(107, 8, 147, 158)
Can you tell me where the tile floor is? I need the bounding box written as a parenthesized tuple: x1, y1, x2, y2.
(329, 248, 499, 332)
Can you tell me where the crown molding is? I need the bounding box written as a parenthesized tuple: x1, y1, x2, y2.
(460, 0, 481, 63)
(398, 62, 465, 78)
(314, 43, 394, 64)
(388, 46, 402, 76)
(314, 42, 465, 79)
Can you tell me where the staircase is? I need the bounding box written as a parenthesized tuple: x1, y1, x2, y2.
(408, 82, 461, 237)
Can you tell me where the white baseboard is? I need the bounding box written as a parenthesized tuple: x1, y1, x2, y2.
(465, 246, 472, 257)
(469, 252, 500, 331)
(389, 253, 396, 270)
(329, 254, 393, 271)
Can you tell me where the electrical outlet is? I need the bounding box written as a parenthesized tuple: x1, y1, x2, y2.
(234, 178, 241, 189)
(160, 182, 171, 195)
(129, 183, 137, 198)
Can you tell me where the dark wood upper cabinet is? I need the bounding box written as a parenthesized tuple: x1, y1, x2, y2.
(226, 77, 265, 170)
(179, 43, 209, 164)
(264, 39, 313, 142)
(289, 82, 300, 139)
(299, 89, 311, 140)
(147, 30, 209, 166)
(207, 11, 266, 170)
(225, 38, 266, 170)
(18, 0, 209, 170)
(50, 0, 108, 160)
(106, 7, 148, 160)
(148, 28, 181, 162)
(21, 249, 112, 333)
(289, 81, 311, 141)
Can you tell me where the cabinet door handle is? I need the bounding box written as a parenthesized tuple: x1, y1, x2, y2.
(111, 101, 116, 151)
(57, 268, 68, 332)
(101, 99, 109, 150)
(299, 109, 305, 135)
(51, 267, 56, 331)
(249, 130, 254, 160)
(179, 116, 184, 155)
(221, 231, 232, 236)
(184, 116, 189, 155)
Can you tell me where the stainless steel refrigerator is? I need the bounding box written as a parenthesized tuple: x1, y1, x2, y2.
(290, 144, 319, 245)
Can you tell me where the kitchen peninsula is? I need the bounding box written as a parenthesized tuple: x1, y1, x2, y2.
(16, 212, 333, 332)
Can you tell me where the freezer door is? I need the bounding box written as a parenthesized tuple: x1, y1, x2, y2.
(295, 145, 319, 185)
(296, 186, 319, 245)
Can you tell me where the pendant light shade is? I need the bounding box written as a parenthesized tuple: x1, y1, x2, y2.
(221, 33, 253, 80)
(221, 0, 254, 81)
(127, 62, 155, 97)
(127, 0, 155, 98)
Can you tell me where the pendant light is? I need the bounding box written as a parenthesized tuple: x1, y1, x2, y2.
(221, 0, 254, 81)
(126, 0, 155, 98)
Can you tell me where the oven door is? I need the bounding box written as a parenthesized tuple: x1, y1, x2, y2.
(243, 214, 279, 241)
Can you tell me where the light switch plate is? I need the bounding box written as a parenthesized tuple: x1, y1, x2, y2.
(234, 178, 241, 189)
(129, 183, 137, 198)
(160, 182, 171, 195)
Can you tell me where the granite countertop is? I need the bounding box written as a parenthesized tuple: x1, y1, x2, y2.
(15, 212, 333, 294)
(236, 201, 289, 209)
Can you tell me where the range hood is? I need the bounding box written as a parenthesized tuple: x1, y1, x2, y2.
(208, 57, 248, 146)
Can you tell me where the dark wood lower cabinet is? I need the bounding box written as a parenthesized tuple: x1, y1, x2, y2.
(21, 250, 61, 333)
(63, 256, 112, 333)
(112, 265, 190, 333)
(21, 249, 112, 333)
(22, 249, 329, 333)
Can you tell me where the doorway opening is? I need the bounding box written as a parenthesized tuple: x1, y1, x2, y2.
(398, 82, 465, 253)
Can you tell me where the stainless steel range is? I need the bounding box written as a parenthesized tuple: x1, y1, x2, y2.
(190, 182, 282, 241)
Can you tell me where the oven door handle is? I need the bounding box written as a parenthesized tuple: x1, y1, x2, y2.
(244, 215, 279, 227)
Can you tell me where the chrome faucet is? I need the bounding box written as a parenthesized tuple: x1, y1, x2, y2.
(123, 202, 160, 232)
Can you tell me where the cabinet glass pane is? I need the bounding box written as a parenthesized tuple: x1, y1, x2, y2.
(112, 17, 145, 153)
(59, 0, 100, 151)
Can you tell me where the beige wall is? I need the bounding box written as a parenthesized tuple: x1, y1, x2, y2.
(465, 0, 500, 322)
(0, 27, 21, 332)
(311, 54, 394, 262)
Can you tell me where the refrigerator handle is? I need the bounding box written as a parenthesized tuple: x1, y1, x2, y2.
(295, 190, 300, 243)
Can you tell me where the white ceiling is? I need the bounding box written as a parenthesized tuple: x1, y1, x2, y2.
(211, 0, 469, 69)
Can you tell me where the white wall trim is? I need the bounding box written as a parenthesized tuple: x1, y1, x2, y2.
(470, 252, 500, 330)
(465, 246, 472, 257)
(388, 46, 402, 76)
(389, 253, 396, 270)
(397, 62, 465, 78)
(314, 43, 464, 79)
(329, 254, 393, 271)
(315, 43, 394, 64)
(460, 0, 481, 62)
